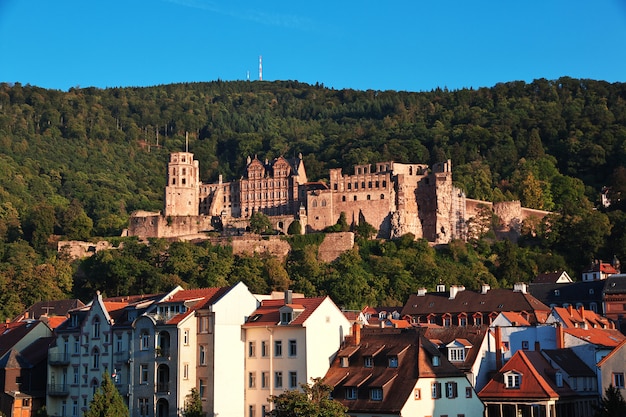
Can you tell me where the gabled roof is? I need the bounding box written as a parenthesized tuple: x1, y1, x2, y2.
(541, 348, 595, 377)
(479, 350, 578, 400)
(0, 321, 49, 359)
(528, 280, 604, 306)
(160, 286, 232, 325)
(597, 338, 626, 368)
(500, 311, 531, 326)
(603, 275, 626, 294)
(550, 306, 611, 329)
(325, 327, 463, 414)
(13, 299, 85, 321)
(402, 288, 550, 321)
(563, 328, 625, 348)
(424, 326, 489, 372)
(243, 296, 327, 327)
(533, 271, 572, 284)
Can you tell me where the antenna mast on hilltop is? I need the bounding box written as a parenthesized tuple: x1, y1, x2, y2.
(259, 55, 263, 81)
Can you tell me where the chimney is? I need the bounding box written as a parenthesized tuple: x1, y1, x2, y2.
(495, 326, 503, 370)
(567, 304, 574, 316)
(449, 285, 465, 300)
(513, 282, 527, 294)
(556, 323, 565, 349)
(577, 305, 585, 317)
(284, 290, 293, 305)
(352, 322, 361, 345)
(436, 283, 446, 292)
(481, 284, 490, 294)
(417, 288, 427, 296)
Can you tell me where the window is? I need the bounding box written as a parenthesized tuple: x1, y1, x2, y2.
(340, 357, 349, 367)
(249, 372, 256, 388)
(414, 388, 421, 400)
(289, 371, 297, 388)
(116, 334, 123, 352)
(262, 372, 269, 389)
(71, 400, 78, 417)
(183, 363, 189, 380)
(388, 356, 398, 368)
(432, 356, 440, 367)
(556, 371, 563, 387)
(346, 387, 357, 400)
(465, 387, 473, 398)
(183, 329, 189, 345)
(74, 337, 80, 354)
(261, 341, 268, 357)
(199, 379, 206, 398)
(613, 373, 625, 388)
(139, 398, 148, 417)
(431, 382, 441, 399)
(249, 341, 256, 357)
(275, 371, 283, 388)
(289, 339, 297, 357)
(370, 388, 383, 401)
(199, 345, 206, 365)
(505, 372, 521, 388)
(459, 317, 467, 327)
(141, 333, 150, 350)
(248, 405, 255, 417)
(446, 382, 458, 398)
(275, 340, 283, 357)
(280, 312, 292, 324)
(140, 365, 148, 384)
(522, 340, 529, 350)
(364, 356, 373, 368)
(73, 367, 79, 384)
(92, 348, 100, 369)
(449, 348, 465, 362)
(93, 317, 100, 338)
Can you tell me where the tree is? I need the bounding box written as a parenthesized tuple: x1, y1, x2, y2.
(594, 384, 626, 417)
(183, 387, 205, 417)
(249, 211, 272, 234)
(268, 377, 347, 417)
(84, 372, 128, 417)
(287, 220, 302, 235)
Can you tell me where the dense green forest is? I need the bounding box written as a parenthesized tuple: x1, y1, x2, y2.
(0, 78, 625, 320)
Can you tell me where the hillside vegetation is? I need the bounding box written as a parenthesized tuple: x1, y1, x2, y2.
(0, 78, 625, 319)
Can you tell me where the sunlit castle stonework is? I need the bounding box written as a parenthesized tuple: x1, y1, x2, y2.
(128, 152, 548, 243)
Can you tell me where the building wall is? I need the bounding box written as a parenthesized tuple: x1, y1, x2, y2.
(599, 344, 626, 399)
(400, 376, 484, 417)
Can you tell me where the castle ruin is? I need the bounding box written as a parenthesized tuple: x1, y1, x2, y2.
(128, 152, 547, 243)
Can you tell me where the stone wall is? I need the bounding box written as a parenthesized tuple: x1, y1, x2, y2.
(57, 240, 116, 261)
(317, 232, 355, 263)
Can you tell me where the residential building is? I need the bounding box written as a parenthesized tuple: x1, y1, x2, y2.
(601, 274, 626, 322)
(479, 350, 592, 417)
(582, 259, 620, 282)
(529, 280, 605, 314)
(401, 283, 551, 327)
(546, 305, 613, 330)
(533, 271, 573, 284)
(324, 325, 484, 417)
(0, 321, 54, 417)
(596, 338, 626, 400)
(242, 291, 351, 416)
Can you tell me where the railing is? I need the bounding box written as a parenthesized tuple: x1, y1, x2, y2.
(48, 352, 70, 366)
(48, 384, 69, 396)
(156, 382, 169, 393)
(155, 347, 171, 359)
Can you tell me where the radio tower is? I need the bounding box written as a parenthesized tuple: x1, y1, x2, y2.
(259, 55, 263, 81)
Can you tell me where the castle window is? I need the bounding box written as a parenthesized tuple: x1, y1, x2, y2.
(312, 200, 318, 208)
(182, 168, 186, 175)
(381, 194, 384, 199)
(354, 182, 358, 189)
(182, 178, 186, 185)
(321, 200, 327, 207)
(376, 181, 379, 187)
(368, 181, 372, 188)
(354, 196, 357, 201)
(382, 181, 387, 187)
(334, 184, 337, 190)
(367, 195, 371, 200)
(361, 181, 365, 188)
(342, 196, 346, 202)
(172, 178, 176, 185)
(348, 183, 351, 190)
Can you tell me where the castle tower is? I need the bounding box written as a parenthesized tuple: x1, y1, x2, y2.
(164, 152, 200, 216)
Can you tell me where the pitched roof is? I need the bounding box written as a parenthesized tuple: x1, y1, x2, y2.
(551, 306, 611, 329)
(424, 326, 489, 372)
(243, 296, 327, 327)
(528, 280, 604, 306)
(161, 286, 232, 325)
(563, 328, 625, 348)
(0, 321, 48, 359)
(541, 348, 595, 377)
(13, 299, 85, 321)
(402, 288, 550, 320)
(603, 275, 626, 294)
(533, 271, 572, 284)
(325, 327, 464, 414)
(478, 350, 577, 400)
(500, 311, 531, 326)
(597, 338, 626, 367)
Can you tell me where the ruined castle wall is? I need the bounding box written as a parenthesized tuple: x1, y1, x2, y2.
(306, 189, 335, 232)
(317, 232, 355, 263)
(225, 235, 292, 260)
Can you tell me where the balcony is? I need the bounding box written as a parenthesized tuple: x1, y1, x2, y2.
(155, 347, 171, 360)
(48, 353, 70, 366)
(48, 384, 69, 396)
(156, 382, 170, 394)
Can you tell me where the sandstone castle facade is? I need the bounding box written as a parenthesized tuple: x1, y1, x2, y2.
(128, 152, 547, 243)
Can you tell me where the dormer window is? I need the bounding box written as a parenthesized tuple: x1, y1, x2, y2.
(504, 371, 521, 388)
(370, 388, 383, 401)
(364, 356, 373, 368)
(346, 387, 357, 400)
(432, 355, 440, 367)
(449, 347, 465, 362)
(388, 356, 398, 368)
(340, 357, 349, 367)
(70, 314, 79, 328)
(280, 312, 292, 324)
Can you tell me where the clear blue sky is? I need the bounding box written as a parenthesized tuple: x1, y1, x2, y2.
(2, 0, 626, 92)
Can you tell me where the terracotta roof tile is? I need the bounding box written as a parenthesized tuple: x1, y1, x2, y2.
(243, 297, 327, 327)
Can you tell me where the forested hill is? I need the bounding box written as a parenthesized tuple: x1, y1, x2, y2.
(0, 78, 625, 319)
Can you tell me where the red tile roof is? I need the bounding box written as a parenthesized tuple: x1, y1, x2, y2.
(563, 328, 625, 348)
(243, 296, 327, 327)
(479, 350, 578, 400)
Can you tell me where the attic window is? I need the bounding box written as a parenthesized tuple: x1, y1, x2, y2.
(448, 347, 465, 362)
(432, 355, 440, 367)
(554, 289, 560, 296)
(388, 356, 398, 368)
(589, 289, 594, 295)
(364, 356, 373, 368)
(340, 357, 349, 367)
(346, 387, 357, 400)
(504, 371, 521, 388)
(556, 372, 563, 387)
(370, 388, 383, 401)
(280, 312, 292, 324)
